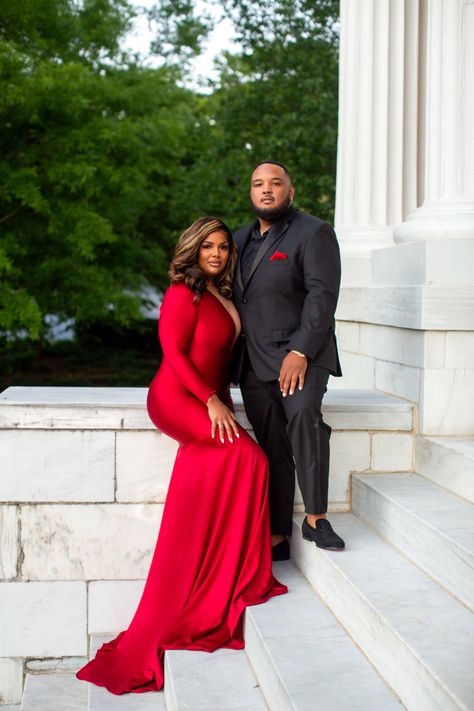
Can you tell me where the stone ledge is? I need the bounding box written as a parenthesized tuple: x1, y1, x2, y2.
(337, 285, 474, 330)
(0, 386, 414, 431)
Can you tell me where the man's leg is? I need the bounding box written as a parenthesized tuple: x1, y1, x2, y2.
(281, 364, 330, 515)
(281, 364, 344, 549)
(240, 366, 296, 537)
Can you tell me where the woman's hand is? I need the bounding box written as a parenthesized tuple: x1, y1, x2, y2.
(207, 394, 240, 444)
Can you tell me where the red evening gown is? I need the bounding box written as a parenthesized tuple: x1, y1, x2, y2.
(76, 282, 287, 694)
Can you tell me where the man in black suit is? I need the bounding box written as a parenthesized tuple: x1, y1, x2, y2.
(233, 160, 344, 560)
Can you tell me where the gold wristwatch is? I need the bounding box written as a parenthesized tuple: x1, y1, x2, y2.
(290, 349, 307, 359)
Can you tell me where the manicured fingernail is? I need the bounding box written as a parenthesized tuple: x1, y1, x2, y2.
(236, 433, 240, 438)
(283, 393, 287, 398)
(221, 438, 224, 444)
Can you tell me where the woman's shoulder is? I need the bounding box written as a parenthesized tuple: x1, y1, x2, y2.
(162, 282, 196, 309)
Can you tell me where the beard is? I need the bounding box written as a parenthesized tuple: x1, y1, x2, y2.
(250, 193, 293, 223)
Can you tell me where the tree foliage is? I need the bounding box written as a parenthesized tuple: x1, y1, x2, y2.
(0, 0, 339, 346)
(173, 0, 339, 227)
(0, 1, 203, 340)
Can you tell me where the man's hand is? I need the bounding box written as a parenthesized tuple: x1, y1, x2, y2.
(207, 394, 240, 443)
(279, 352, 308, 397)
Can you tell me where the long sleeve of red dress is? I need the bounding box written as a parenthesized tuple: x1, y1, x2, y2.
(158, 285, 216, 404)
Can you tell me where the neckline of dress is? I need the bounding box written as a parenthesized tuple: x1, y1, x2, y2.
(205, 288, 240, 344)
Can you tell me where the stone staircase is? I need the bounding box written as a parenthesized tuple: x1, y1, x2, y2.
(1, 387, 473, 710)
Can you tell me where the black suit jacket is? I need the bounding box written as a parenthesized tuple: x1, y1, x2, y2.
(232, 207, 342, 383)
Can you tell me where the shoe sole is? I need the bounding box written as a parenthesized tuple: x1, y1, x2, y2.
(302, 533, 345, 551)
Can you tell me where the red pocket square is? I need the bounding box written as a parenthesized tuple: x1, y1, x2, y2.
(270, 251, 288, 261)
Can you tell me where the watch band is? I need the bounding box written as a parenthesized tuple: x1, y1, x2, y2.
(290, 349, 307, 359)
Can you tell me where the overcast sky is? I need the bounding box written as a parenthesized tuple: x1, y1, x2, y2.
(124, 0, 238, 85)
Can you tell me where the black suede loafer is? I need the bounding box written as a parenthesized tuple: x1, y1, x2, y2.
(302, 517, 345, 550)
(271, 538, 290, 561)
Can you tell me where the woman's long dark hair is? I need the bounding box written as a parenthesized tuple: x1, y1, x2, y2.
(169, 217, 237, 300)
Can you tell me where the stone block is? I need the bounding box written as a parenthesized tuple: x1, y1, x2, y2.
(0, 582, 86, 656)
(416, 436, 474, 503)
(360, 323, 421, 367)
(0, 507, 18, 579)
(424, 332, 446, 369)
(25, 657, 86, 673)
(419, 368, 474, 435)
(0, 430, 114, 502)
(165, 649, 265, 711)
(116, 431, 178, 502)
(360, 324, 445, 369)
(88, 580, 146, 634)
(338, 284, 474, 331)
(375, 360, 419, 402)
(21, 504, 163, 580)
(20, 673, 87, 711)
(372, 238, 474, 287)
(328, 432, 370, 507)
(0, 659, 23, 705)
(323, 390, 413, 431)
(445, 331, 474, 368)
(0, 387, 153, 430)
(371, 434, 413, 471)
(336, 321, 360, 353)
(329, 352, 375, 390)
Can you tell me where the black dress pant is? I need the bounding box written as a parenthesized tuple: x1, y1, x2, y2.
(240, 361, 331, 536)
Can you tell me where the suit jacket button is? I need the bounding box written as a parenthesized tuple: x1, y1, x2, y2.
(242, 298, 247, 304)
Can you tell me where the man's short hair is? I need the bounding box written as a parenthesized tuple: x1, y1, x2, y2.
(254, 160, 291, 182)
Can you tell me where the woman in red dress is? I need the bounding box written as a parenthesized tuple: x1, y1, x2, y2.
(76, 216, 287, 695)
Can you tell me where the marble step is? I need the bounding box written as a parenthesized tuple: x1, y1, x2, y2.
(292, 513, 474, 711)
(164, 648, 266, 710)
(20, 672, 87, 711)
(245, 561, 403, 710)
(0, 386, 414, 432)
(88, 636, 165, 710)
(352, 473, 474, 610)
(416, 436, 474, 503)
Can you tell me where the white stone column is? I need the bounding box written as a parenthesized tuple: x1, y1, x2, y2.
(335, 0, 419, 286)
(394, 0, 474, 244)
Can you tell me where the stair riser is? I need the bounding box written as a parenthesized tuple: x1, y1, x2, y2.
(292, 523, 464, 711)
(352, 477, 474, 611)
(244, 615, 295, 711)
(416, 437, 474, 504)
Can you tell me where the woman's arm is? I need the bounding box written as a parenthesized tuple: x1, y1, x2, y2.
(158, 285, 215, 404)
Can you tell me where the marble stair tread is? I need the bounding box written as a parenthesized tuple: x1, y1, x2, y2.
(164, 648, 266, 710)
(20, 673, 87, 711)
(245, 560, 403, 710)
(88, 636, 164, 710)
(292, 513, 474, 711)
(416, 436, 474, 503)
(0, 386, 413, 431)
(352, 473, 474, 610)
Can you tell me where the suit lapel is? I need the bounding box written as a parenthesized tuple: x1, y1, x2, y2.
(244, 211, 294, 289)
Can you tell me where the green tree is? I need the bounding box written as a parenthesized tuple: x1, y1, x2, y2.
(0, 1, 204, 342)
(172, 0, 339, 229)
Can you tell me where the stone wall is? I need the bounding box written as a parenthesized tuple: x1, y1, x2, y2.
(0, 386, 414, 705)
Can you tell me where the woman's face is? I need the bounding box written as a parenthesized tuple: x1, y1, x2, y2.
(198, 231, 230, 280)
